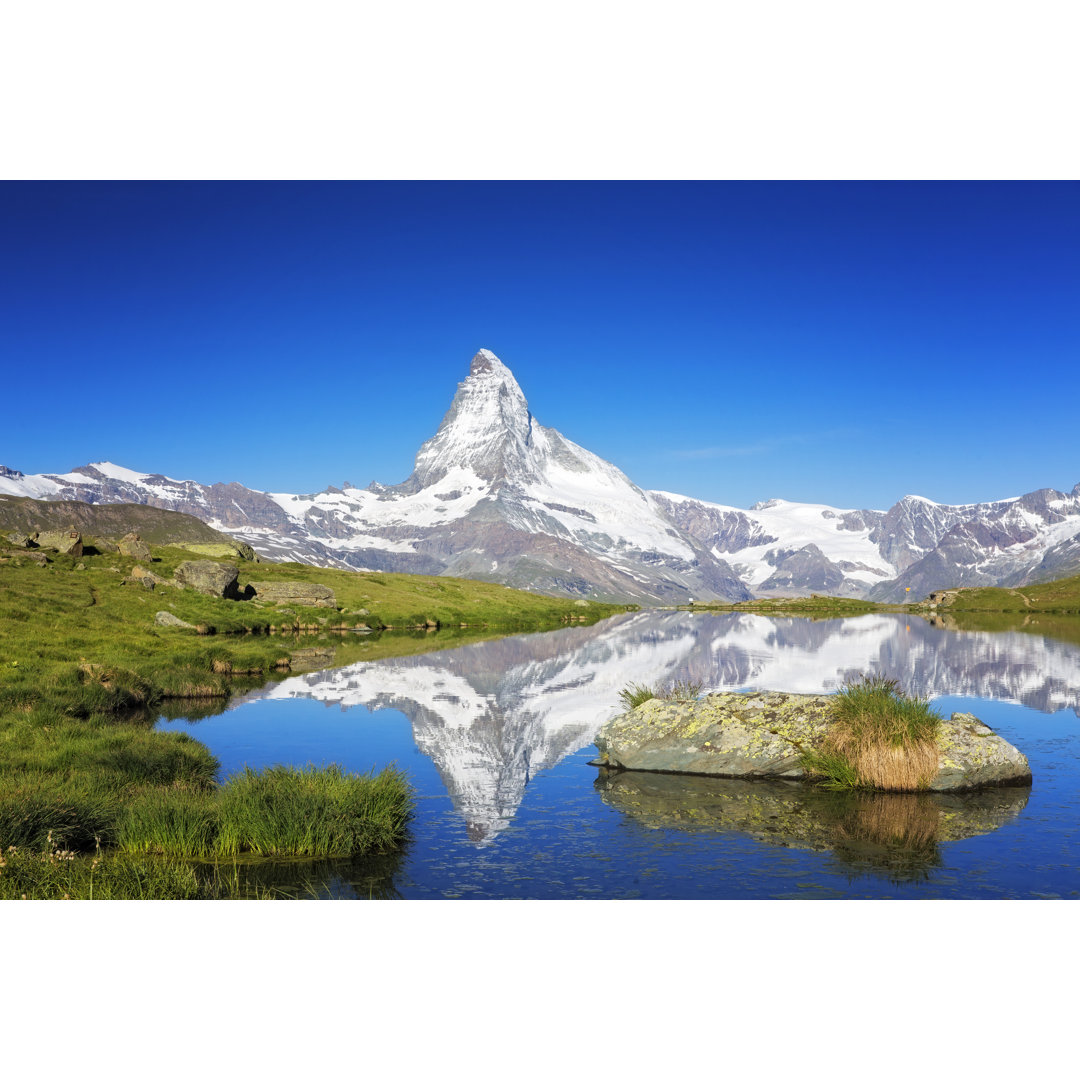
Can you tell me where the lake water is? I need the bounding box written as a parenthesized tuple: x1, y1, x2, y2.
(156, 611, 1080, 899)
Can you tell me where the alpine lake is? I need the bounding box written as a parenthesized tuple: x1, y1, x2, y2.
(156, 610, 1080, 899)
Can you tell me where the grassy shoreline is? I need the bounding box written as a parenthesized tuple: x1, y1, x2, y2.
(682, 574, 1080, 626)
(0, 538, 625, 897)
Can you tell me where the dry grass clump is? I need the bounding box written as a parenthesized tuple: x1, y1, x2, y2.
(805, 675, 942, 791)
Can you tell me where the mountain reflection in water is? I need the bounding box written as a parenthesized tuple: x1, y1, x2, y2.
(219, 611, 1079, 844)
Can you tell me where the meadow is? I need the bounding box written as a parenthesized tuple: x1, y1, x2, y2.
(0, 536, 623, 897)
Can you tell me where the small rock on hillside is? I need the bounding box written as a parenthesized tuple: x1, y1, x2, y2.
(127, 565, 174, 591)
(118, 532, 152, 561)
(155, 610, 197, 629)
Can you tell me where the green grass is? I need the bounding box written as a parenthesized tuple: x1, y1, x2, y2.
(803, 675, 943, 791)
(938, 610, 1080, 651)
(923, 574, 1080, 614)
(0, 539, 625, 895)
(830, 674, 941, 743)
(0, 846, 211, 900)
(117, 787, 219, 857)
(0, 541, 624, 712)
(117, 765, 412, 859)
(617, 678, 703, 711)
(617, 682, 658, 710)
(799, 748, 865, 790)
(214, 765, 411, 857)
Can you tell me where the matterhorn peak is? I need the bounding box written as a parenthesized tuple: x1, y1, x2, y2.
(469, 348, 501, 374)
(466, 349, 521, 393)
(411, 349, 536, 487)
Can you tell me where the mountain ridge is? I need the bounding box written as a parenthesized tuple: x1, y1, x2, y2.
(3, 350, 1079, 602)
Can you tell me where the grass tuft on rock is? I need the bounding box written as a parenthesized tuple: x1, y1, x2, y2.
(617, 682, 658, 710)
(804, 674, 942, 791)
(617, 678, 703, 711)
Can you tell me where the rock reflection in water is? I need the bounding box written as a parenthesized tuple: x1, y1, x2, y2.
(594, 770, 1030, 885)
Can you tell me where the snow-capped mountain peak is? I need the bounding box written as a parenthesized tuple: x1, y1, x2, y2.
(412, 349, 535, 486)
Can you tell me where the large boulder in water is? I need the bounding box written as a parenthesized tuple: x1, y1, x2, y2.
(593, 691, 1031, 793)
(249, 581, 336, 607)
(173, 559, 240, 599)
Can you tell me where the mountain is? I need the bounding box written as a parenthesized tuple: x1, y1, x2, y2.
(3, 348, 1080, 602)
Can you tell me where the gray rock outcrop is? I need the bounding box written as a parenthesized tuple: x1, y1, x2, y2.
(594, 691, 1032, 792)
(249, 581, 336, 607)
(36, 529, 83, 556)
(173, 560, 240, 599)
(118, 532, 152, 561)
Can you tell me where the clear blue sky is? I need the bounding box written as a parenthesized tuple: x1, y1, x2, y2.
(2, 181, 1077, 510)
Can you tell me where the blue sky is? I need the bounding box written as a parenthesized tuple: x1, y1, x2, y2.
(2, 181, 1077, 510)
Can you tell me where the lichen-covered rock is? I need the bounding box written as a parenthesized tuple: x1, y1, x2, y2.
(935, 712, 1031, 790)
(249, 581, 336, 607)
(36, 529, 83, 556)
(594, 691, 1032, 792)
(118, 532, 152, 561)
(595, 691, 836, 779)
(173, 559, 240, 599)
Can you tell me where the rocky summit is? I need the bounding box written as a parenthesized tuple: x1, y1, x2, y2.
(3, 349, 1080, 602)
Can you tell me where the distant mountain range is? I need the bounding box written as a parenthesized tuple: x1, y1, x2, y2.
(3, 348, 1079, 602)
